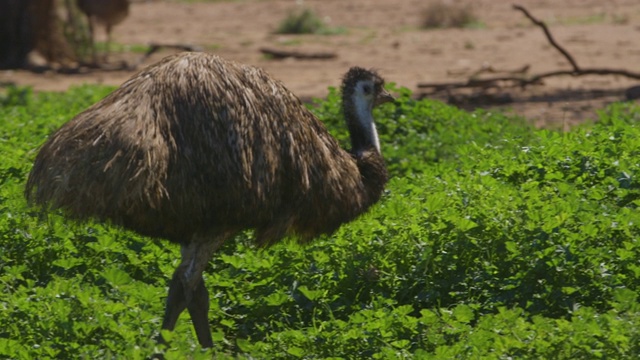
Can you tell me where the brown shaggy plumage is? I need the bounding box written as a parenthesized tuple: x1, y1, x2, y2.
(26, 52, 389, 247)
(25, 52, 392, 347)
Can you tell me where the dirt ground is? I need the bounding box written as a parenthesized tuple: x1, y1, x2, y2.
(2, 0, 640, 128)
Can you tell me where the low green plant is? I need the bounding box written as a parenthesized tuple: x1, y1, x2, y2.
(1, 84, 639, 358)
(91, 42, 151, 54)
(554, 13, 631, 26)
(276, 8, 345, 35)
(421, 1, 482, 29)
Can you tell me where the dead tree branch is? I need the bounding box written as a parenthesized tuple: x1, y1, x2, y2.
(259, 47, 337, 60)
(512, 4, 579, 72)
(418, 4, 640, 93)
(132, 43, 203, 68)
(528, 68, 640, 83)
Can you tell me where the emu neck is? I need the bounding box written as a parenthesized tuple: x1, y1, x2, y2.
(344, 95, 380, 155)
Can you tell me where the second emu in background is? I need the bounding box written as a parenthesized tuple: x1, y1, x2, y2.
(76, 0, 130, 63)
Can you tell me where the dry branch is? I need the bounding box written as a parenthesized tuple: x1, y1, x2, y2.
(132, 43, 203, 68)
(512, 4, 579, 72)
(260, 47, 337, 60)
(418, 4, 640, 93)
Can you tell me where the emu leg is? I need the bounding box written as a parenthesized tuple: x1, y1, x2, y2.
(87, 17, 97, 64)
(160, 236, 230, 348)
(187, 277, 213, 348)
(160, 269, 213, 347)
(160, 269, 188, 333)
(104, 24, 112, 62)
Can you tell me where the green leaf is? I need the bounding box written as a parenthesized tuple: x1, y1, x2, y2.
(0, 338, 22, 357)
(286, 346, 305, 358)
(236, 338, 252, 352)
(297, 285, 324, 301)
(562, 286, 578, 295)
(102, 267, 132, 286)
(505, 241, 519, 254)
(264, 290, 289, 306)
(453, 304, 475, 323)
(454, 216, 478, 232)
(160, 329, 174, 343)
(53, 257, 82, 270)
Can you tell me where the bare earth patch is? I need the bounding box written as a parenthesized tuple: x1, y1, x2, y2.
(2, 0, 640, 127)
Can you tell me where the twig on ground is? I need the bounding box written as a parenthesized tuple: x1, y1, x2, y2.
(418, 4, 640, 94)
(133, 43, 203, 68)
(259, 47, 337, 60)
(511, 4, 579, 72)
(469, 64, 530, 78)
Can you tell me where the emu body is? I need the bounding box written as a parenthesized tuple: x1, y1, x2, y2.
(26, 52, 392, 348)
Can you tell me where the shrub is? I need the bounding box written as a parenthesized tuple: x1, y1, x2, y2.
(1, 85, 640, 358)
(276, 8, 344, 35)
(421, 1, 480, 29)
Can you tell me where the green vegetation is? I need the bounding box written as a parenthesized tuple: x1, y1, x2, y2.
(550, 13, 630, 26)
(91, 42, 151, 54)
(421, 1, 482, 29)
(61, 1, 149, 62)
(276, 8, 346, 35)
(278, 39, 304, 47)
(1, 84, 640, 358)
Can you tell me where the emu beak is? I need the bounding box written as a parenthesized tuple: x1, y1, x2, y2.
(375, 90, 395, 106)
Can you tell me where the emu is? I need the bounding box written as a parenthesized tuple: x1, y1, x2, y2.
(25, 52, 393, 348)
(76, 0, 130, 63)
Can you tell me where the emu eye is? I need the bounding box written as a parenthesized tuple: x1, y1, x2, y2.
(362, 84, 372, 95)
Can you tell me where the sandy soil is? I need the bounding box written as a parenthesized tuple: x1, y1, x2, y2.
(2, 0, 640, 127)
